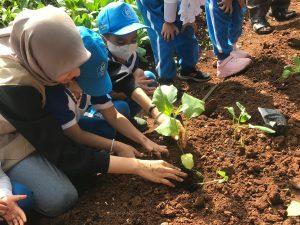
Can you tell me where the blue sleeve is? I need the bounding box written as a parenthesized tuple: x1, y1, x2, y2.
(45, 85, 76, 129)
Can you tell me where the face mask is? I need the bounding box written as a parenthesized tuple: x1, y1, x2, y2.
(107, 41, 137, 61)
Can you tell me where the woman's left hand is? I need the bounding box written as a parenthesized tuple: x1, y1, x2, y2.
(1, 195, 27, 225)
(142, 138, 169, 158)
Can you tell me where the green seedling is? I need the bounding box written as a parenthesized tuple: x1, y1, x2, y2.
(279, 57, 300, 82)
(225, 102, 275, 146)
(198, 170, 229, 185)
(152, 85, 204, 177)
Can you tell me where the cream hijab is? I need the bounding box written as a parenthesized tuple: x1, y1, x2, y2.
(9, 5, 90, 86)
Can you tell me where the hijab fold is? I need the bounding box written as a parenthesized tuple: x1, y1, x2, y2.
(6, 5, 90, 86)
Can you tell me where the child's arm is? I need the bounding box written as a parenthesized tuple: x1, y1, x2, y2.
(64, 124, 143, 158)
(97, 104, 169, 158)
(162, 0, 179, 41)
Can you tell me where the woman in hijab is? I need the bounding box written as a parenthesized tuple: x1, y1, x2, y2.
(0, 5, 186, 220)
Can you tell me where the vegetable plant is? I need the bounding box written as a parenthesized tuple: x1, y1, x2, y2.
(225, 102, 275, 146)
(152, 85, 205, 178)
(279, 57, 300, 82)
(198, 170, 229, 185)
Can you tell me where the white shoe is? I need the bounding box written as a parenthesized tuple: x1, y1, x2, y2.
(217, 55, 252, 78)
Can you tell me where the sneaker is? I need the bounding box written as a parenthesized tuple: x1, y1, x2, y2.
(178, 68, 211, 82)
(217, 55, 252, 78)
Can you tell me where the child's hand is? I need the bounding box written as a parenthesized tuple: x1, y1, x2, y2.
(114, 141, 144, 158)
(133, 69, 156, 95)
(161, 22, 179, 41)
(0, 199, 8, 216)
(142, 138, 169, 158)
(218, 0, 233, 14)
(1, 195, 27, 225)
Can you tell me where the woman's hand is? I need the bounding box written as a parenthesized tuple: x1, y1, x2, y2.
(218, 0, 233, 14)
(1, 195, 27, 225)
(114, 141, 144, 158)
(142, 138, 169, 158)
(135, 160, 187, 187)
(161, 22, 179, 41)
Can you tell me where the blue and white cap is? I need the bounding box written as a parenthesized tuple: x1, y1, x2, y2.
(77, 26, 112, 97)
(97, 1, 148, 35)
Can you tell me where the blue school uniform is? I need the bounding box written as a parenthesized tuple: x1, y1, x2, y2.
(205, 0, 245, 60)
(136, 0, 199, 81)
(45, 85, 130, 139)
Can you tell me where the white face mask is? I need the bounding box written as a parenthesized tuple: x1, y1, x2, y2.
(107, 41, 137, 61)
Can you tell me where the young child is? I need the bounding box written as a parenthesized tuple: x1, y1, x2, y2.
(205, 0, 252, 78)
(0, 161, 31, 225)
(45, 27, 168, 158)
(97, 1, 172, 124)
(136, 0, 210, 83)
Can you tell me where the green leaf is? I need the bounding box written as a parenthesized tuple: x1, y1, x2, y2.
(236, 102, 251, 123)
(136, 47, 146, 57)
(217, 170, 229, 183)
(152, 85, 177, 116)
(293, 57, 300, 67)
(287, 201, 300, 217)
(181, 153, 194, 170)
(248, 124, 276, 134)
(155, 117, 180, 137)
(180, 93, 205, 119)
(225, 106, 236, 120)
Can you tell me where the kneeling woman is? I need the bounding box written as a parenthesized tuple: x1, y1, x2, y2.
(0, 6, 186, 219)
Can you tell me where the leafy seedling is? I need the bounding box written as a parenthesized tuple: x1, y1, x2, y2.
(152, 85, 205, 189)
(279, 57, 300, 82)
(225, 102, 275, 146)
(198, 170, 229, 185)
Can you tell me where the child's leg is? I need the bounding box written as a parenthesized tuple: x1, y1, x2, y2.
(136, 0, 177, 82)
(228, 1, 244, 46)
(175, 26, 211, 82)
(12, 182, 33, 213)
(205, 0, 233, 60)
(79, 101, 130, 138)
(174, 26, 199, 71)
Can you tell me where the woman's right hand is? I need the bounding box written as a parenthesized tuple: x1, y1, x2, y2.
(135, 160, 187, 187)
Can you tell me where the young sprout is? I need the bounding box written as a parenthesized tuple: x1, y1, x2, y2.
(225, 102, 276, 146)
(279, 57, 300, 82)
(198, 170, 229, 186)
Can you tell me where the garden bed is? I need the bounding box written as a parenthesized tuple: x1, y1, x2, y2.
(51, 1, 300, 224)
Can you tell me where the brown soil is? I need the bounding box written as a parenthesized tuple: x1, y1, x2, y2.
(51, 2, 300, 225)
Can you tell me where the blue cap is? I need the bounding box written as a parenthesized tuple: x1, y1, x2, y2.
(97, 2, 148, 35)
(77, 26, 112, 97)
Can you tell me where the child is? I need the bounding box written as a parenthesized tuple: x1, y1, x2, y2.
(0, 161, 31, 225)
(205, 0, 252, 78)
(136, 0, 210, 83)
(97, 1, 173, 124)
(45, 27, 168, 158)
